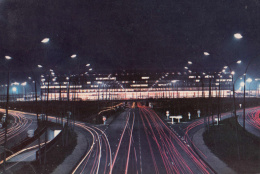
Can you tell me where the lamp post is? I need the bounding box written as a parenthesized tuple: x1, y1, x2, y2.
(242, 57, 258, 130)
(28, 70, 42, 163)
(3, 55, 11, 172)
(205, 50, 241, 119)
(217, 74, 222, 124)
(186, 61, 206, 98)
(41, 37, 50, 165)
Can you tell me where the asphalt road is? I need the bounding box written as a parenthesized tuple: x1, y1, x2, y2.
(3, 105, 260, 174)
(103, 103, 214, 174)
(0, 109, 37, 155)
(237, 106, 260, 138)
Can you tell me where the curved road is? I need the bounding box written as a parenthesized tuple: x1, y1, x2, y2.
(76, 103, 214, 174)
(3, 105, 260, 174)
(0, 109, 37, 151)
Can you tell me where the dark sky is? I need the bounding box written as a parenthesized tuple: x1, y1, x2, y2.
(0, 0, 260, 79)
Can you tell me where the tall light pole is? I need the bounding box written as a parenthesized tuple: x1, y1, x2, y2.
(3, 55, 11, 172)
(205, 49, 241, 118)
(41, 37, 49, 164)
(243, 71, 253, 129)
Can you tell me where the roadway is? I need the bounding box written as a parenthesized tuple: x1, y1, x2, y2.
(95, 103, 214, 174)
(70, 103, 214, 174)
(237, 106, 260, 138)
(0, 109, 37, 157)
(2, 104, 260, 174)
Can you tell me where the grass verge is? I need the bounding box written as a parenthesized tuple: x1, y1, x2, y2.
(203, 117, 260, 173)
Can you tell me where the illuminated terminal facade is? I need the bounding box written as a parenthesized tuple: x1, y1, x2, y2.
(1, 72, 258, 102)
(36, 72, 259, 101)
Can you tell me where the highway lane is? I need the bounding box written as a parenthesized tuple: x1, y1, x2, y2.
(71, 121, 112, 174)
(103, 105, 260, 174)
(0, 109, 111, 174)
(105, 103, 214, 174)
(0, 109, 38, 171)
(0, 109, 37, 152)
(237, 106, 260, 138)
(169, 106, 260, 170)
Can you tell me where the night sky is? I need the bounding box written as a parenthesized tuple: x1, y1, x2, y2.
(0, 0, 260, 80)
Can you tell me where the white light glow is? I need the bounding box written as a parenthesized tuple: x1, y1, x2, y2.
(5, 56, 12, 60)
(71, 54, 77, 58)
(21, 82, 27, 86)
(237, 60, 242, 64)
(12, 87, 17, 92)
(246, 78, 252, 83)
(38, 65, 43, 68)
(86, 64, 90, 67)
(234, 33, 243, 39)
(188, 61, 192, 64)
(141, 77, 150, 79)
(204, 52, 210, 56)
(41, 38, 49, 43)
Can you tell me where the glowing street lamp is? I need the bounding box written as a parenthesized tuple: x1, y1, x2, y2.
(3, 53, 12, 171)
(234, 33, 243, 39)
(237, 60, 242, 64)
(21, 82, 27, 86)
(5, 56, 12, 60)
(41, 38, 50, 43)
(188, 61, 192, 65)
(246, 78, 252, 83)
(38, 65, 43, 68)
(12, 87, 17, 92)
(71, 54, 77, 58)
(204, 52, 210, 56)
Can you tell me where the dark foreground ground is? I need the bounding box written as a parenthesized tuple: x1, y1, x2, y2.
(204, 117, 260, 173)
